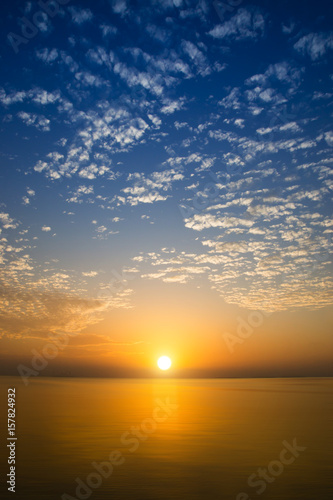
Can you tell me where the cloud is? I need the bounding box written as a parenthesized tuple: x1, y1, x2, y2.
(294, 32, 333, 60)
(148, 114, 162, 128)
(0, 228, 136, 338)
(181, 40, 211, 76)
(0, 288, 109, 338)
(160, 98, 186, 114)
(0, 88, 26, 106)
(218, 87, 241, 109)
(97, 287, 134, 309)
(111, 0, 128, 15)
(234, 118, 245, 128)
(121, 169, 184, 206)
(100, 24, 118, 37)
(202, 240, 251, 254)
(1, 0, 332, 323)
(35, 48, 59, 64)
(82, 271, 99, 277)
(281, 21, 296, 35)
(41, 226, 51, 232)
(150, 0, 184, 11)
(246, 61, 302, 87)
(133, 222, 332, 311)
(324, 131, 333, 147)
(184, 214, 254, 231)
(113, 61, 164, 96)
(67, 185, 94, 203)
(208, 8, 265, 41)
(78, 164, 110, 179)
(17, 112, 50, 132)
(68, 7, 93, 24)
(33, 104, 150, 181)
(22, 187, 36, 206)
(146, 24, 170, 44)
(208, 130, 239, 143)
(74, 71, 106, 88)
(67, 334, 144, 348)
(257, 121, 301, 136)
(0, 213, 19, 230)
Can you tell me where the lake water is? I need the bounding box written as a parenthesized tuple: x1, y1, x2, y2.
(0, 377, 332, 499)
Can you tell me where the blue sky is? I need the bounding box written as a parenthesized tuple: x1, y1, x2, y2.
(0, 0, 332, 376)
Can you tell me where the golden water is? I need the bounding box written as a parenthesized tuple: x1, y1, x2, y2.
(0, 377, 332, 499)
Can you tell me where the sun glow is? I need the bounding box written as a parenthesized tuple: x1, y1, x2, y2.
(157, 356, 172, 370)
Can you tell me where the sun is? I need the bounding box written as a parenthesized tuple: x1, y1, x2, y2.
(157, 356, 172, 371)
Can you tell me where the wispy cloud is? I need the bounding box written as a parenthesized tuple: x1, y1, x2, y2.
(294, 32, 333, 60)
(68, 7, 94, 25)
(208, 8, 265, 41)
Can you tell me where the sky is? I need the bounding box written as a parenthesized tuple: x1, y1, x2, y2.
(0, 0, 332, 379)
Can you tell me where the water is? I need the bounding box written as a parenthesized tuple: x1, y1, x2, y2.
(0, 377, 332, 499)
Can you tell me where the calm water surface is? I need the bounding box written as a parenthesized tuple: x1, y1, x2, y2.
(0, 377, 332, 499)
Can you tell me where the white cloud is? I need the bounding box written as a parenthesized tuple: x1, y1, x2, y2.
(294, 32, 333, 60)
(279, 122, 301, 132)
(282, 21, 296, 35)
(148, 114, 162, 127)
(181, 40, 211, 76)
(208, 8, 265, 41)
(33, 104, 151, 181)
(111, 0, 127, 15)
(218, 87, 241, 109)
(17, 112, 50, 132)
(324, 131, 333, 147)
(121, 169, 184, 206)
(246, 61, 302, 89)
(0, 88, 28, 106)
(185, 214, 254, 231)
(78, 164, 110, 179)
(234, 119, 245, 128)
(68, 7, 93, 24)
(36, 48, 59, 64)
(161, 98, 185, 114)
(0, 213, 19, 230)
(75, 71, 106, 88)
(100, 24, 118, 37)
(67, 185, 94, 203)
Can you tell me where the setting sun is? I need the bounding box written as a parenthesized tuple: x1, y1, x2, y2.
(157, 356, 172, 371)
